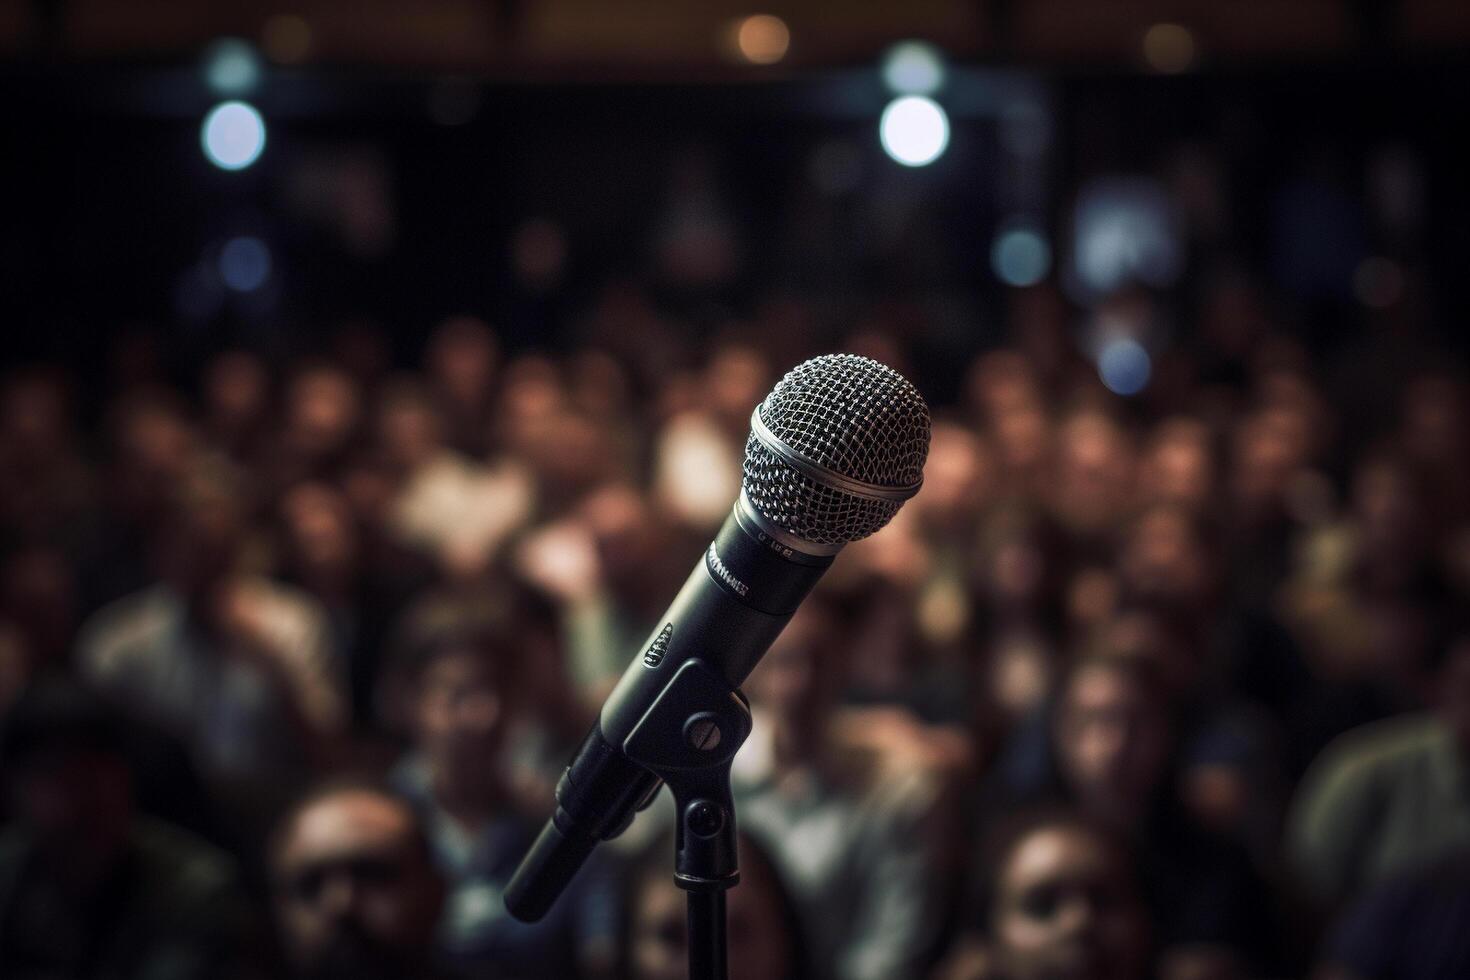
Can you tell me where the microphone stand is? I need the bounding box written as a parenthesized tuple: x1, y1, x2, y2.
(621, 658, 753, 980)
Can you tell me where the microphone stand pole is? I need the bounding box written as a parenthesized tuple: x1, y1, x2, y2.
(621, 658, 752, 980)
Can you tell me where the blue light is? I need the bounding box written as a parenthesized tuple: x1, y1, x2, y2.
(882, 41, 945, 95)
(1098, 339, 1152, 396)
(202, 101, 266, 171)
(204, 38, 261, 95)
(219, 237, 271, 292)
(879, 96, 950, 167)
(992, 226, 1052, 287)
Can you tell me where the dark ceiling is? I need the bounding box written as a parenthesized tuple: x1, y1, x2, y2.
(3, 0, 1468, 77)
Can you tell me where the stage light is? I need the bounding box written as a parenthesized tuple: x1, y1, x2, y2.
(992, 224, 1051, 287)
(1143, 23, 1196, 74)
(1098, 338, 1152, 396)
(881, 41, 945, 95)
(219, 237, 272, 292)
(204, 38, 261, 95)
(879, 96, 949, 167)
(202, 101, 266, 171)
(733, 15, 790, 65)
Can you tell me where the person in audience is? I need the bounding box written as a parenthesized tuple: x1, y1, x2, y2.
(270, 780, 447, 980)
(1287, 629, 1470, 909)
(937, 808, 1153, 980)
(985, 653, 1280, 975)
(388, 604, 616, 979)
(623, 830, 808, 980)
(734, 598, 947, 980)
(0, 680, 262, 979)
(77, 455, 347, 838)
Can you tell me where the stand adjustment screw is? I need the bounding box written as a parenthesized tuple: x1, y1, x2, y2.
(686, 800, 725, 838)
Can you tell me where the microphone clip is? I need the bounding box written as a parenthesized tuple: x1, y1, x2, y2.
(623, 657, 751, 891)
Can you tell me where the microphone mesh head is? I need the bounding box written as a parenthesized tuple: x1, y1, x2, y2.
(742, 354, 931, 547)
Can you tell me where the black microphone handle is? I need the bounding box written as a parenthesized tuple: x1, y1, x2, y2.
(505, 501, 832, 922)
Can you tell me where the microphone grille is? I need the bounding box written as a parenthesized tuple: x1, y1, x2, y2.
(742, 354, 931, 547)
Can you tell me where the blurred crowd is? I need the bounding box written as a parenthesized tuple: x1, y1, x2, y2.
(2, 269, 1469, 980)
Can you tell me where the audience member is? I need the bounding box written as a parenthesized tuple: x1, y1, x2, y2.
(1287, 630, 1470, 909)
(623, 830, 808, 980)
(0, 680, 262, 979)
(270, 780, 447, 980)
(387, 605, 616, 978)
(734, 600, 947, 980)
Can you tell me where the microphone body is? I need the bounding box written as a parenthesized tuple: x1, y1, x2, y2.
(505, 497, 830, 922)
(505, 354, 930, 924)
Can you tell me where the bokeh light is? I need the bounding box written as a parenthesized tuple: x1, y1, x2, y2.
(201, 101, 266, 171)
(732, 14, 790, 65)
(1143, 23, 1197, 74)
(219, 237, 272, 292)
(1073, 178, 1182, 296)
(1097, 338, 1152, 396)
(991, 225, 1052, 287)
(881, 41, 945, 95)
(203, 38, 261, 95)
(879, 96, 950, 167)
(261, 14, 313, 65)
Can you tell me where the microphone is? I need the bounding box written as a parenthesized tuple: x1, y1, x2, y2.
(504, 353, 931, 923)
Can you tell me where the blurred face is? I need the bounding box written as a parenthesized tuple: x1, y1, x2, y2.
(1230, 407, 1309, 510)
(916, 423, 991, 527)
(1, 376, 68, 453)
(1352, 459, 1419, 557)
(993, 825, 1150, 980)
(287, 369, 361, 457)
(1141, 422, 1214, 512)
(1053, 414, 1135, 532)
(706, 346, 769, 427)
(118, 403, 194, 478)
(377, 398, 442, 470)
(1118, 507, 1211, 605)
(415, 651, 506, 776)
(426, 318, 498, 408)
(1054, 664, 1171, 820)
(1402, 376, 1466, 464)
(281, 482, 357, 576)
(205, 351, 268, 426)
(274, 791, 444, 980)
(157, 467, 246, 593)
(632, 847, 795, 980)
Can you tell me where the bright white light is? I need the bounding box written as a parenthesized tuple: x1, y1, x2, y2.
(882, 41, 945, 95)
(879, 96, 949, 167)
(219, 237, 271, 292)
(1098, 339, 1152, 396)
(202, 102, 266, 171)
(204, 38, 261, 95)
(992, 226, 1051, 287)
